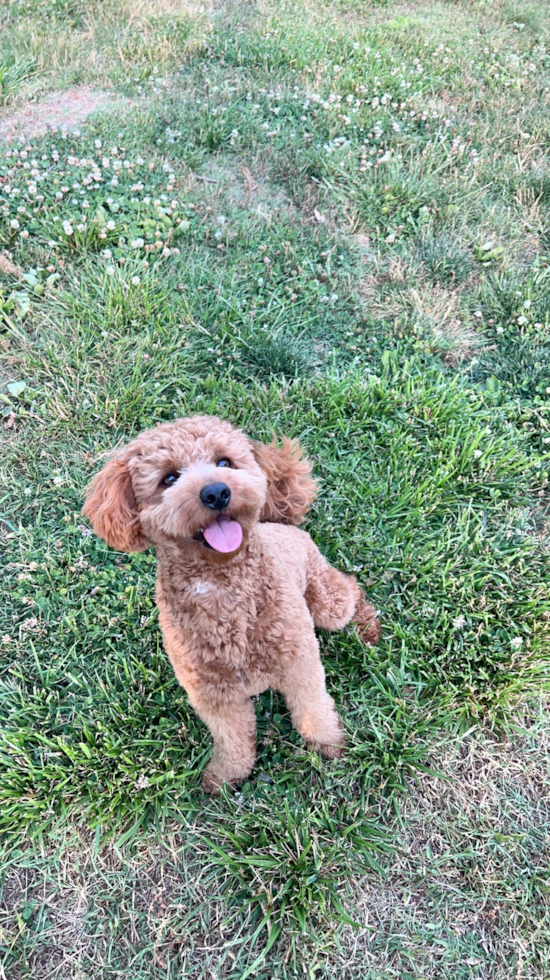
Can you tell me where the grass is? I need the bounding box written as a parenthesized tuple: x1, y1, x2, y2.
(1, 0, 550, 976)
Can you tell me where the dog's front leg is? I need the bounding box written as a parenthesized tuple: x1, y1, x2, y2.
(188, 691, 257, 794)
(276, 635, 346, 760)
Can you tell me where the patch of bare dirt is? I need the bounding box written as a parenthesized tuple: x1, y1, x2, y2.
(0, 86, 123, 140)
(182, 158, 298, 223)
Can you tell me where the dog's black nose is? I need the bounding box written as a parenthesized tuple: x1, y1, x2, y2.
(200, 482, 231, 511)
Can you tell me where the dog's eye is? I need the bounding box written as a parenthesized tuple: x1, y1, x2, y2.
(161, 472, 179, 487)
(217, 458, 231, 468)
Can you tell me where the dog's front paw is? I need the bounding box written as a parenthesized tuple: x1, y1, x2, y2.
(308, 731, 347, 760)
(319, 740, 346, 760)
(202, 767, 231, 795)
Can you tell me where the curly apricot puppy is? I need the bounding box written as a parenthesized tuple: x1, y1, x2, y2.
(83, 417, 380, 794)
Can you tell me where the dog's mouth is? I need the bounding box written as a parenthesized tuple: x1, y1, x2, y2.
(192, 515, 243, 554)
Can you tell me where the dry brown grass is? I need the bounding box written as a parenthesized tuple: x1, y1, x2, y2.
(0, 0, 209, 108)
(3, 705, 549, 979)
(339, 702, 550, 979)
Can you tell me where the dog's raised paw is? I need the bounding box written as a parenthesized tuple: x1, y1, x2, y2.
(356, 617, 381, 646)
(354, 598, 381, 646)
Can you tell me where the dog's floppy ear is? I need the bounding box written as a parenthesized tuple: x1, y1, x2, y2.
(82, 452, 149, 553)
(251, 435, 317, 525)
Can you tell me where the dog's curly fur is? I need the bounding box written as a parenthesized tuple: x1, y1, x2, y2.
(83, 416, 380, 793)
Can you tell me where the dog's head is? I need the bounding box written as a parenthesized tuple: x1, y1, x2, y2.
(82, 416, 317, 561)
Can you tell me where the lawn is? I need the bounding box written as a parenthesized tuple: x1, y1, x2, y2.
(1, 0, 550, 976)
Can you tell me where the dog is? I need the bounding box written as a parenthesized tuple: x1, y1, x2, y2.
(82, 416, 380, 793)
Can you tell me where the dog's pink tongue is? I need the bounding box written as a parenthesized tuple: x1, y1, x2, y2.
(203, 516, 243, 553)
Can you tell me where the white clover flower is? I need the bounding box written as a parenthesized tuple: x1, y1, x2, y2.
(131, 276, 140, 285)
(517, 315, 528, 325)
(473, 449, 482, 459)
(511, 637, 523, 649)
(102, 249, 112, 258)
(21, 617, 38, 631)
(10, 218, 20, 230)
(55, 191, 63, 201)
(453, 615, 465, 629)
(130, 238, 144, 248)
(106, 220, 116, 231)
(106, 265, 114, 275)
(62, 220, 73, 235)
(134, 774, 150, 790)
(95, 139, 102, 149)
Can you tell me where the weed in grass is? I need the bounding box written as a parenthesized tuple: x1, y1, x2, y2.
(0, 54, 37, 104)
(416, 231, 474, 286)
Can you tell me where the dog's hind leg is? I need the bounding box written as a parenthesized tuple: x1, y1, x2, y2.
(304, 542, 380, 645)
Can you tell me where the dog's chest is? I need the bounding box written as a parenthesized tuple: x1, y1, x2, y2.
(163, 571, 272, 668)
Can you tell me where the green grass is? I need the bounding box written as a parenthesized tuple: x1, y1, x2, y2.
(1, 0, 550, 976)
